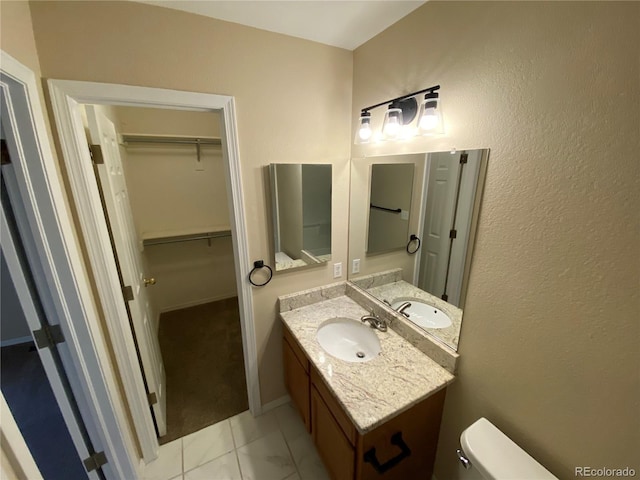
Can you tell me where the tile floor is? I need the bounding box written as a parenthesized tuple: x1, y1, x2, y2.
(142, 402, 329, 480)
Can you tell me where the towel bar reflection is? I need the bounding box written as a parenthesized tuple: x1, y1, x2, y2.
(370, 204, 402, 214)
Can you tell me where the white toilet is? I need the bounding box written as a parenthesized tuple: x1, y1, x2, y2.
(457, 418, 558, 479)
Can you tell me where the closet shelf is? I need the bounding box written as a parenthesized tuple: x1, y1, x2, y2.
(121, 134, 222, 146)
(142, 227, 231, 246)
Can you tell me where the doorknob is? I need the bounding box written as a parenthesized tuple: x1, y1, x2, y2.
(143, 277, 156, 287)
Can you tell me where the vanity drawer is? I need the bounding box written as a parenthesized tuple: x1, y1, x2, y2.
(283, 325, 309, 373)
(311, 367, 357, 446)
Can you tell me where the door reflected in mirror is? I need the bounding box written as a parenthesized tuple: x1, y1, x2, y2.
(349, 150, 489, 351)
(269, 164, 332, 272)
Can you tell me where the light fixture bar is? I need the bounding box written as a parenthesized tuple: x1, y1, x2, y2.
(360, 85, 440, 114)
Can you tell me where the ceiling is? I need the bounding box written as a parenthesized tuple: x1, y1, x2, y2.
(137, 1, 427, 50)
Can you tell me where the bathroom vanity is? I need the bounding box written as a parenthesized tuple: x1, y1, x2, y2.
(279, 282, 455, 480)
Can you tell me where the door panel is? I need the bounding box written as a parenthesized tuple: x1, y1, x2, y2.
(86, 106, 167, 436)
(1, 190, 96, 479)
(419, 154, 460, 295)
(311, 386, 354, 480)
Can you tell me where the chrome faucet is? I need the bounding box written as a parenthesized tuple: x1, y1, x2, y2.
(383, 300, 412, 318)
(361, 312, 387, 332)
(395, 301, 412, 317)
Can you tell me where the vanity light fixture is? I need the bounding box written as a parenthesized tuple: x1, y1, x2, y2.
(381, 105, 403, 139)
(417, 91, 441, 135)
(355, 85, 441, 144)
(357, 111, 372, 142)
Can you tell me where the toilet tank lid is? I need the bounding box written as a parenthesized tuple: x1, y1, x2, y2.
(460, 418, 558, 480)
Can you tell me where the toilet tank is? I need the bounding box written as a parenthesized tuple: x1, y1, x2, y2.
(458, 418, 558, 480)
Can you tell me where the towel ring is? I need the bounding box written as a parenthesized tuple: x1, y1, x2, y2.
(406, 234, 421, 255)
(249, 260, 273, 287)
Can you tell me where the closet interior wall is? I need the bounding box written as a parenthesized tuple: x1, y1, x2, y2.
(84, 105, 237, 328)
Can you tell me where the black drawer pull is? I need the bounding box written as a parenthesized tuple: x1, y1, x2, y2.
(363, 432, 411, 474)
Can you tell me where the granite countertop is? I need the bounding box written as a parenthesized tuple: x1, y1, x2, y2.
(279, 293, 455, 434)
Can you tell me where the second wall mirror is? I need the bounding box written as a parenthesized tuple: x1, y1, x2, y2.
(349, 149, 489, 351)
(367, 163, 415, 254)
(269, 164, 332, 272)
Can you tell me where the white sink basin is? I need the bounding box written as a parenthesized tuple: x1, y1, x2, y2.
(391, 299, 452, 330)
(316, 317, 381, 363)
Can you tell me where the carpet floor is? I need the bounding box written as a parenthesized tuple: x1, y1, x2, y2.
(157, 297, 248, 444)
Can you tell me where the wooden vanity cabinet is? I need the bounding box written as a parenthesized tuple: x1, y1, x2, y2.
(283, 327, 311, 432)
(283, 325, 446, 480)
(311, 385, 355, 480)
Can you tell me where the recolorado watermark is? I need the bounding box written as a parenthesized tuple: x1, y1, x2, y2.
(576, 467, 636, 477)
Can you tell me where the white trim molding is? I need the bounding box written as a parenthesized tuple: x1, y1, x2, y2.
(46, 79, 261, 460)
(1, 51, 138, 479)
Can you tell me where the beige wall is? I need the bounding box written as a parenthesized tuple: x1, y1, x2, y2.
(0, 0, 41, 74)
(115, 107, 237, 313)
(28, 0, 353, 404)
(353, 2, 639, 478)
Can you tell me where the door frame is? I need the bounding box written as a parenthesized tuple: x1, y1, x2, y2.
(1, 393, 42, 479)
(1, 195, 97, 480)
(1, 51, 138, 478)
(46, 79, 261, 460)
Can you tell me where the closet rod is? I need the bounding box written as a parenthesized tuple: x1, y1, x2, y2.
(121, 135, 222, 146)
(143, 230, 231, 247)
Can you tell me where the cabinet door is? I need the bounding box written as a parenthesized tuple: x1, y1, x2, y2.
(357, 388, 446, 480)
(311, 386, 355, 480)
(283, 339, 311, 431)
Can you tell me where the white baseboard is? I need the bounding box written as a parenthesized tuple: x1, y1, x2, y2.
(0, 336, 33, 347)
(260, 395, 291, 414)
(159, 293, 238, 314)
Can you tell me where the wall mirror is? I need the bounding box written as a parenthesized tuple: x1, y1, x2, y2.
(367, 163, 415, 254)
(348, 149, 489, 351)
(269, 164, 332, 272)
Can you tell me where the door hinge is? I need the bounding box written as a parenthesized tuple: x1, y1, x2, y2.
(449, 229, 457, 239)
(147, 392, 158, 406)
(460, 153, 468, 164)
(89, 144, 104, 164)
(122, 285, 134, 301)
(32, 324, 64, 349)
(1, 140, 11, 165)
(83, 451, 108, 473)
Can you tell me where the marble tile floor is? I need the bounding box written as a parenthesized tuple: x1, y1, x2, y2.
(143, 402, 329, 480)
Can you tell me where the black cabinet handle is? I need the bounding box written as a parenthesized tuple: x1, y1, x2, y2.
(363, 432, 411, 474)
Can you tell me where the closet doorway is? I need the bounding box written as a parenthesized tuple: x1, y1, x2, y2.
(81, 104, 248, 443)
